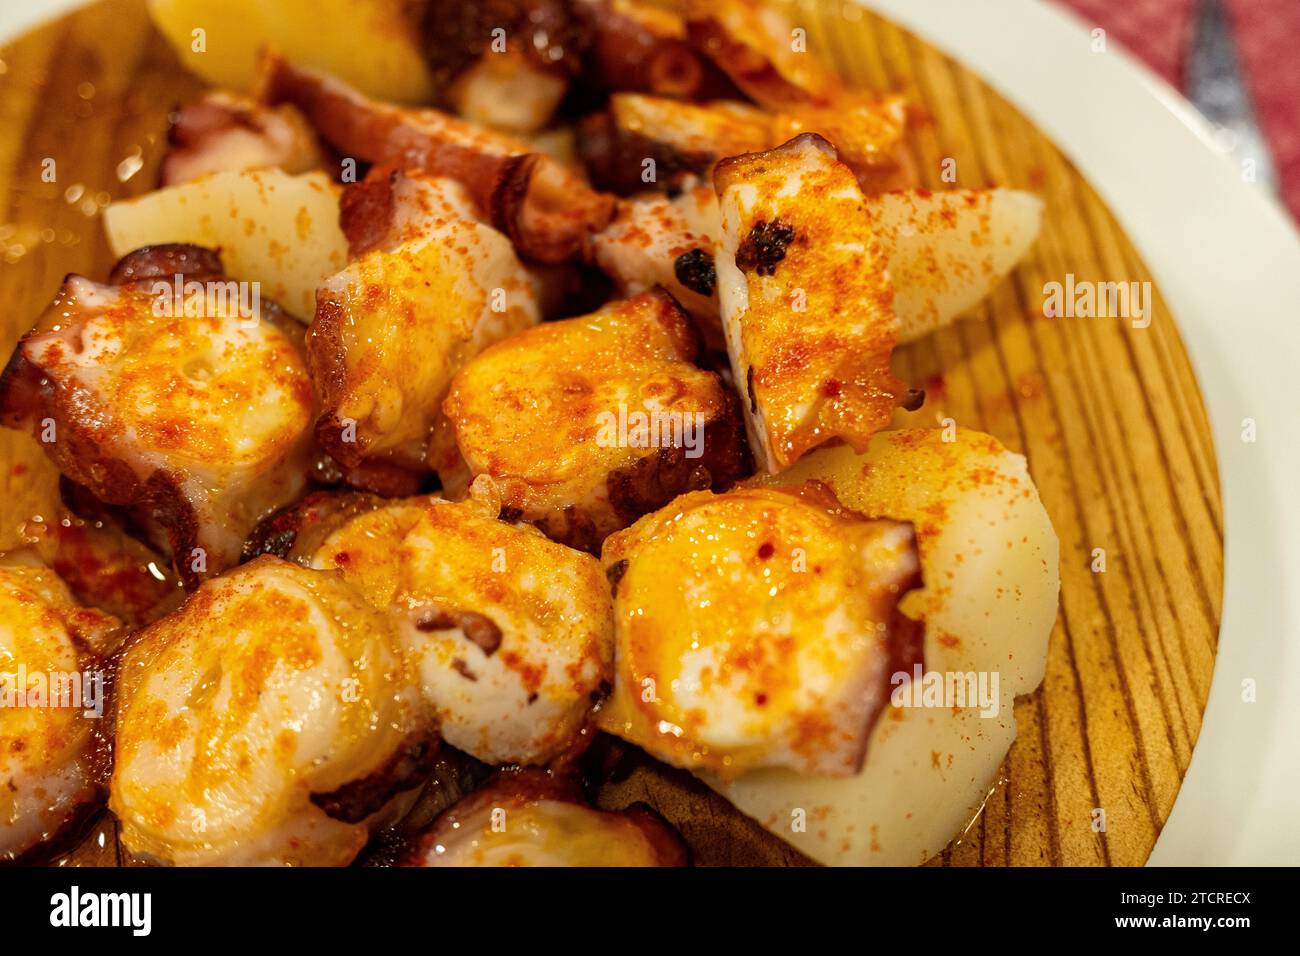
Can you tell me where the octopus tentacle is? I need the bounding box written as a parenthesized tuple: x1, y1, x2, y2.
(257, 51, 614, 264)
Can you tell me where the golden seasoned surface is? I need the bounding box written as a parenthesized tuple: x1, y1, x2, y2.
(444, 289, 746, 546)
(711, 429, 1060, 866)
(0, 272, 316, 586)
(312, 483, 613, 765)
(768, 95, 912, 191)
(714, 133, 906, 473)
(110, 556, 421, 866)
(597, 483, 920, 778)
(311, 173, 538, 473)
(0, 565, 121, 861)
(685, 0, 840, 108)
(682, 0, 915, 196)
(611, 93, 771, 160)
(0, 0, 1222, 871)
(601, 90, 911, 195)
(757, 429, 1060, 694)
(16, 277, 311, 470)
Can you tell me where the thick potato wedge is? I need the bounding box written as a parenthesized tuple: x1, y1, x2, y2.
(867, 189, 1044, 343)
(103, 169, 348, 321)
(147, 0, 433, 104)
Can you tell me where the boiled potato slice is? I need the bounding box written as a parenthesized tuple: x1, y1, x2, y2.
(103, 169, 348, 321)
(868, 189, 1043, 343)
(147, 0, 433, 104)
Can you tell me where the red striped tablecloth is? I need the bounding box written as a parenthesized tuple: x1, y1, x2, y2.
(1054, 0, 1300, 224)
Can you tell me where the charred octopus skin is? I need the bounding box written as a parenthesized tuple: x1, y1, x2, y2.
(592, 183, 1044, 350)
(714, 133, 912, 473)
(256, 51, 614, 264)
(241, 490, 387, 567)
(0, 245, 316, 589)
(580, 94, 772, 196)
(405, 769, 688, 867)
(110, 556, 432, 867)
(0, 564, 122, 863)
(580, 91, 912, 197)
(597, 483, 923, 779)
(308, 482, 613, 767)
(443, 289, 749, 552)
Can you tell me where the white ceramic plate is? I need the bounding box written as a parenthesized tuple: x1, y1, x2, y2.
(4, 0, 1298, 865)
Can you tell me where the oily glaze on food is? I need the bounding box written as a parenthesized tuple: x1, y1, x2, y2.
(405, 770, 688, 866)
(444, 288, 749, 549)
(308, 483, 614, 766)
(0, 0, 1060, 869)
(0, 564, 121, 862)
(0, 248, 316, 588)
(720, 429, 1060, 865)
(310, 169, 539, 485)
(110, 557, 431, 866)
(597, 483, 922, 778)
(592, 184, 1043, 346)
(715, 133, 910, 473)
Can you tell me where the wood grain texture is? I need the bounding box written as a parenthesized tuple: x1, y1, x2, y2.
(0, 0, 1223, 866)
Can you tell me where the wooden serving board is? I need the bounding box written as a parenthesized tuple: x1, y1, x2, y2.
(0, 0, 1223, 866)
